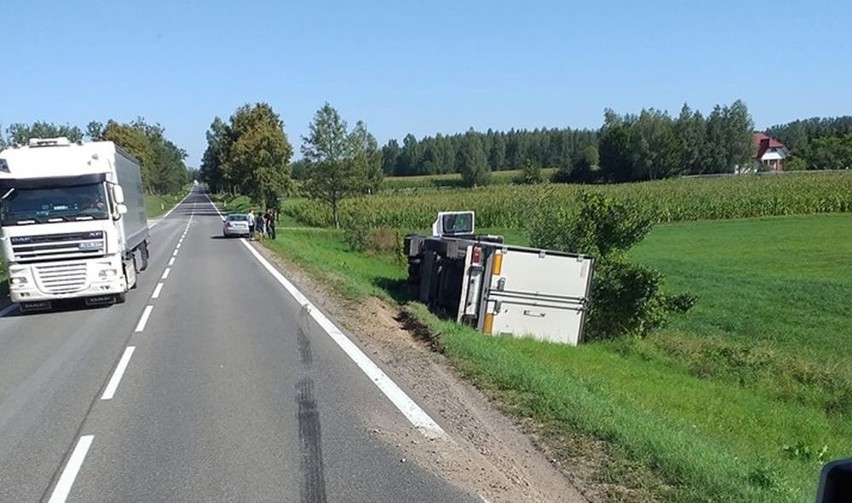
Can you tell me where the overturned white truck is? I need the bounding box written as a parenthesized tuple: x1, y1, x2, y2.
(404, 212, 594, 345)
(0, 137, 150, 312)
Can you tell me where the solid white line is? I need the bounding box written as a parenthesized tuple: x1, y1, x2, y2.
(161, 268, 171, 280)
(0, 303, 18, 318)
(48, 435, 94, 503)
(168, 257, 176, 267)
(135, 306, 154, 332)
(152, 282, 164, 299)
(101, 346, 136, 400)
(239, 239, 447, 439)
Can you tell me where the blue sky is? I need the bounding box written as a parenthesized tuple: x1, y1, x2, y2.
(2, 0, 850, 166)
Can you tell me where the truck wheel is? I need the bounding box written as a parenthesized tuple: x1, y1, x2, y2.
(138, 241, 150, 271)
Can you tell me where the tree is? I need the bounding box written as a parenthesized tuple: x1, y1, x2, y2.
(514, 158, 543, 184)
(7, 121, 83, 144)
(102, 121, 156, 190)
(805, 133, 852, 170)
(227, 103, 293, 208)
(598, 110, 633, 182)
(457, 132, 490, 187)
(676, 104, 707, 175)
(86, 121, 104, 140)
(489, 133, 506, 170)
(200, 117, 231, 193)
(632, 108, 681, 180)
(381, 139, 401, 175)
(721, 100, 755, 171)
(301, 103, 361, 228)
(349, 120, 383, 194)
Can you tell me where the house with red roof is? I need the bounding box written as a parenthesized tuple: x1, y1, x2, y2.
(754, 132, 789, 172)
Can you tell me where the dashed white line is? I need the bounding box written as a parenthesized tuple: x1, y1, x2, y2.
(168, 257, 176, 267)
(152, 282, 164, 299)
(48, 435, 94, 503)
(135, 306, 154, 332)
(175, 243, 181, 249)
(161, 268, 171, 280)
(101, 346, 136, 400)
(172, 249, 179, 257)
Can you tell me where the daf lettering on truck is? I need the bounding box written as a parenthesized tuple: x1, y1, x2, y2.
(0, 137, 151, 312)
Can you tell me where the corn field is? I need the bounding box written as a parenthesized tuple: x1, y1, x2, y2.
(286, 171, 852, 230)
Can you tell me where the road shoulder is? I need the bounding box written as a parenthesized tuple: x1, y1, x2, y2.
(249, 241, 589, 503)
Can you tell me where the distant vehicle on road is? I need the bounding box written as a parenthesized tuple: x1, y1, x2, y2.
(223, 214, 250, 238)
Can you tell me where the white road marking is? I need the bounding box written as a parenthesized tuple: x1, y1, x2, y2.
(161, 268, 171, 280)
(239, 239, 447, 439)
(175, 243, 181, 250)
(168, 257, 176, 267)
(0, 303, 18, 318)
(48, 435, 94, 503)
(135, 306, 154, 332)
(152, 282, 164, 299)
(172, 249, 179, 257)
(101, 346, 136, 400)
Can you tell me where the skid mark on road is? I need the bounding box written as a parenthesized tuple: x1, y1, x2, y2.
(296, 377, 327, 503)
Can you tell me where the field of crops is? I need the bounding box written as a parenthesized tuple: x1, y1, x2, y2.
(287, 171, 852, 230)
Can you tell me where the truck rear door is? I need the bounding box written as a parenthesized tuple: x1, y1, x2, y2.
(480, 247, 593, 345)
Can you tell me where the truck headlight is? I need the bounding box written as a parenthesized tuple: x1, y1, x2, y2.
(98, 269, 118, 280)
(9, 276, 28, 285)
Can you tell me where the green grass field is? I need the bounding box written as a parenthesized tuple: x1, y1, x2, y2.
(259, 211, 852, 502)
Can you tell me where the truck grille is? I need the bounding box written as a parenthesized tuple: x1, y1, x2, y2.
(33, 262, 90, 294)
(10, 231, 105, 264)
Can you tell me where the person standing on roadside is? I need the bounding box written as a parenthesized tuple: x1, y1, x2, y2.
(247, 210, 256, 240)
(265, 208, 276, 240)
(255, 210, 265, 241)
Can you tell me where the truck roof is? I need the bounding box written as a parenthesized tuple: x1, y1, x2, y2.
(0, 139, 138, 181)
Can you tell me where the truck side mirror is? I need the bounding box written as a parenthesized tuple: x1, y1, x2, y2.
(817, 458, 852, 503)
(116, 203, 128, 215)
(113, 185, 125, 204)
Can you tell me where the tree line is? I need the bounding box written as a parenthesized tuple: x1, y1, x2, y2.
(766, 116, 852, 170)
(378, 100, 757, 185)
(0, 119, 191, 195)
(200, 102, 383, 227)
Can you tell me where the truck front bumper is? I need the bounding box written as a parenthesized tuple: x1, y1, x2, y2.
(7, 256, 127, 305)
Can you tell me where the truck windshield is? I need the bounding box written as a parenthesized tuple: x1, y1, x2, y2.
(0, 183, 110, 225)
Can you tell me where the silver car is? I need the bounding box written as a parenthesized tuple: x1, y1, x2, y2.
(223, 213, 251, 238)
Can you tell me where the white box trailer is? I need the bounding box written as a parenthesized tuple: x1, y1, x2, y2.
(0, 137, 150, 311)
(405, 212, 595, 345)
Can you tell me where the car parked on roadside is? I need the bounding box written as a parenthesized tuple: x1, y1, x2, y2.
(223, 213, 250, 238)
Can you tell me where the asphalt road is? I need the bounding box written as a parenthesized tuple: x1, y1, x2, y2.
(0, 189, 475, 502)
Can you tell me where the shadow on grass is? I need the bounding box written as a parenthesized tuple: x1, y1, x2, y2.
(371, 277, 416, 305)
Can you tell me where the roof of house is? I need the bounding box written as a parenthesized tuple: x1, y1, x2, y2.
(754, 132, 788, 159)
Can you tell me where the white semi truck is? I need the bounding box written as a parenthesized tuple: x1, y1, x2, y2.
(0, 137, 150, 312)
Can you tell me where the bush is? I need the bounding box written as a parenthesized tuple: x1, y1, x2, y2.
(529, 192, 694, 340)
(513, 159, 544, 185)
